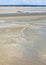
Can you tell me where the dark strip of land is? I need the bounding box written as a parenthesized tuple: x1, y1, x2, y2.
(0, 5, 46, 7)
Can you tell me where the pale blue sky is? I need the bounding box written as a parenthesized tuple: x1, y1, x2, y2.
(0, 0, 46, 5)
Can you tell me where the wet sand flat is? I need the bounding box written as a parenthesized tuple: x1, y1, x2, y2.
(0, 15, 46, 65)
(0, 15, 46, 21)
(0, 7, 46, 13)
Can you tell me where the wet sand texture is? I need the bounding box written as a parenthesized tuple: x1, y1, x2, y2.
(0, 18, 46, 65)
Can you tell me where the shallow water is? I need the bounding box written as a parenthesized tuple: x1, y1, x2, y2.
(0, 20, 46, 65)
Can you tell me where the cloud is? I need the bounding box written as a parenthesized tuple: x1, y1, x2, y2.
(0, 0, 46, 5)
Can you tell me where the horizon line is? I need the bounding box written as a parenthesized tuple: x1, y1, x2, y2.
(0, 5, 46, 7)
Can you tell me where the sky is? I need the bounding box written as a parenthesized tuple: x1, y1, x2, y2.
(0, 0, 46, 5)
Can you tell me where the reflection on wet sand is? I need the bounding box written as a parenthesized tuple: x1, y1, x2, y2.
(0, 20, 46, 65)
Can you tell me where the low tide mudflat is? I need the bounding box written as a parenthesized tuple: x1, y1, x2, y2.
(0, 15, 46, 65)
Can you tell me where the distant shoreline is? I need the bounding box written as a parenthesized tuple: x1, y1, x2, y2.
(0, 5, 46, 7)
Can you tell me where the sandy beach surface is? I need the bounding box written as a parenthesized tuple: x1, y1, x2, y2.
(0, 7, 46, 13)
(0, 7, 46, 65)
